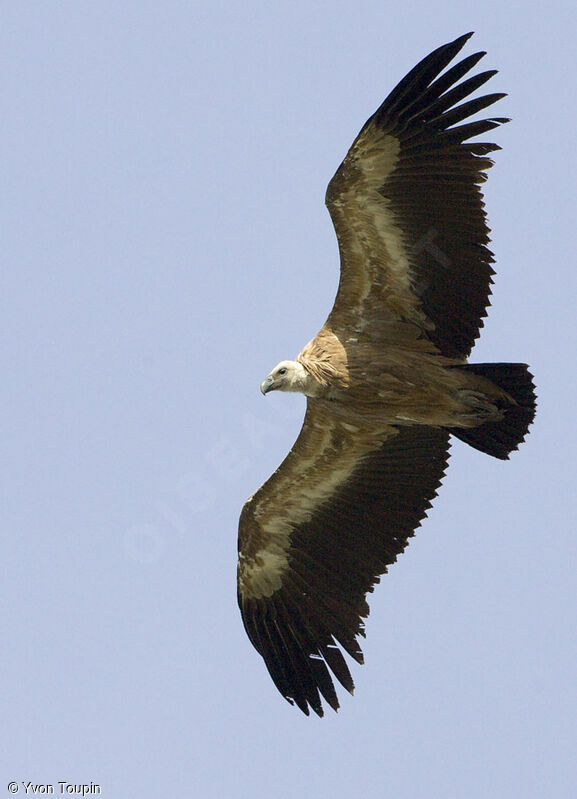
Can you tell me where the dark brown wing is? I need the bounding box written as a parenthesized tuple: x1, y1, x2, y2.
(237, 401, 450, 716)
(325, 32, 508, 357)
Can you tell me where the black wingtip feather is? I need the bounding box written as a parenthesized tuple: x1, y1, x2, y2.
(383, 33, 477, 116)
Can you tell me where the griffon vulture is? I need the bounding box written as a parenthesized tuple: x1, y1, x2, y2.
(237, 32, 536, 716)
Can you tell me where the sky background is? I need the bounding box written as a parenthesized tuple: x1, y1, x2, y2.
(2, 2, 576, 797)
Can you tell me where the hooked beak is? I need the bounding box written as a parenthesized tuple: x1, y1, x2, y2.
(260, 375, 275, 395)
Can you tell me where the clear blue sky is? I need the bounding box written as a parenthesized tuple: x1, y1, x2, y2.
(3, 2, 576, 798)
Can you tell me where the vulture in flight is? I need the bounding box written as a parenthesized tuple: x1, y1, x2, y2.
(237, 32, 536, 716)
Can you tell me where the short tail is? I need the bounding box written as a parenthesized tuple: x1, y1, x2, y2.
(448, 363, 537, 460)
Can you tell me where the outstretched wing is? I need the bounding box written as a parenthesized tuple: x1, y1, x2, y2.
(325, 32, 507, 358)
(238, 401, 450, 716)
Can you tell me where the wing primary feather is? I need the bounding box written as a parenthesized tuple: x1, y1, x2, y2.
(241, 601, 297, 709)
(276, 585, 356, 697)
(440, 117, 509, 144)
(378, 32, 474, 117)
(425, 70, 499, 118)
(317, 644, 355, 696)
(395, 67, 497, 128)
(439, 93, 507, 129)
(269, 609, 325, 717)
(284, 568, 368, 661)
(468, 142, 502, 156)
(276, 595, 342, 712)
(262, 606, 315, 715)
(422, 52, 489, 99)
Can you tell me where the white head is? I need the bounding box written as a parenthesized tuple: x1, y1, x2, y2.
(260, 360, 310, 395)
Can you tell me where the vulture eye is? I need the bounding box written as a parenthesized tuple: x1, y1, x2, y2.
(278, 368, 287, 375)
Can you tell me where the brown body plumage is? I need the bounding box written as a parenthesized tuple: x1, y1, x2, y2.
(297, 324, 511, 429)
(237, 33, 536, 716)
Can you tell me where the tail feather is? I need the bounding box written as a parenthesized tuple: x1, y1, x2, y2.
(448, 363, 536, 460)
